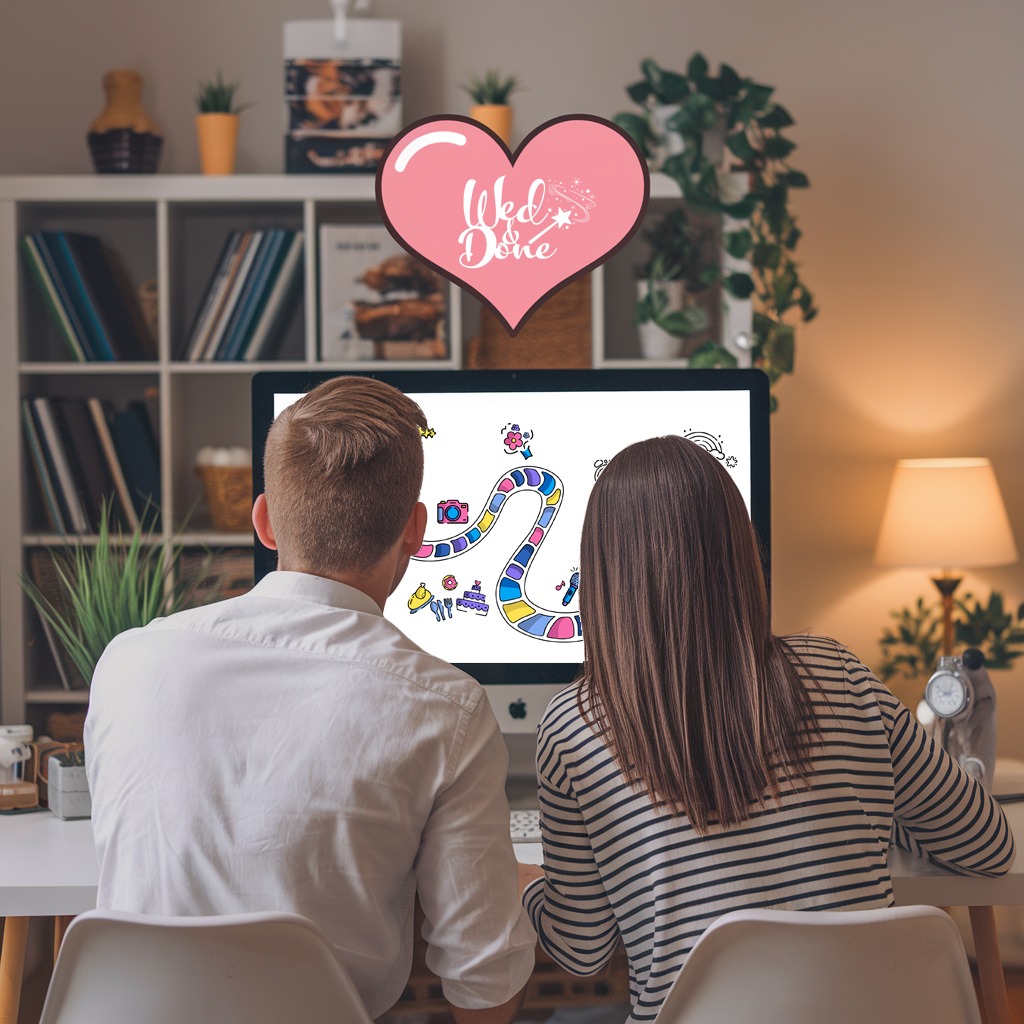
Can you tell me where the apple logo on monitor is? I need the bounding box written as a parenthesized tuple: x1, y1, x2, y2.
(508, 699, 527, 720)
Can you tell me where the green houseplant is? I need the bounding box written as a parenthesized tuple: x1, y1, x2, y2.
(461, 69, 520, 145)
(615, 56, 817, 408)
(195, 72, 252, 175)
(632, 206, 738, 365)
(879, 590, 1024, 696)
(19, 504, 204, 685)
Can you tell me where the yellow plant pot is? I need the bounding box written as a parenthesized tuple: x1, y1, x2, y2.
(470, 104, 512, 146)
(195, 113, 239, 175)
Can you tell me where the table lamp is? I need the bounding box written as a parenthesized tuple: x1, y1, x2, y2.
(874, 458, 1018, 655)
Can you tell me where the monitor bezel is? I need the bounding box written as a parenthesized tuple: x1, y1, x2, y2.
(252, 368, 770, 687)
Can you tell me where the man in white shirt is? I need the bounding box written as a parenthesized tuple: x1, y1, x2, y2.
(85, 376, 536, 1022)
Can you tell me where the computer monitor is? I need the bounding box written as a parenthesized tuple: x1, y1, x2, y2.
(252, 368, 770, 733)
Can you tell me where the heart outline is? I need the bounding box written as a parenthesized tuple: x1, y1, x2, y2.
(375, 113, 651, 337)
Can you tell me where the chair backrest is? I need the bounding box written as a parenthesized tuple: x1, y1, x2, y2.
(39, 909, 375, 1024)
(655, 905, 981, 1024)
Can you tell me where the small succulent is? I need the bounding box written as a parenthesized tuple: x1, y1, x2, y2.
(460, 69, 520, 106)
(196, 72, 253, 115)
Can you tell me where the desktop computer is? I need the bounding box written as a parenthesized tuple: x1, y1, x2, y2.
(252, 368, 770, 739)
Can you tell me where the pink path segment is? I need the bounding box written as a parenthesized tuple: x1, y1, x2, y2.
(529, 527, 544, 544)
(415, 544, 433, 558)
(498, 479, 514, 492)
(547, 617, 576, 640)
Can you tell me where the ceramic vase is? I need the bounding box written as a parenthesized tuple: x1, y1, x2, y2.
(87, 69, 163, 174)
(636, 279, 685, 360)
(195, 114, 239, 175)
(470, 104, 512, 146)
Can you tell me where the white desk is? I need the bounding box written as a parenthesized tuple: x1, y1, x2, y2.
(3, 809, 1022, 1024)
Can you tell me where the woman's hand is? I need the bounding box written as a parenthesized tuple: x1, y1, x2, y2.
(518, 862, 544, 895)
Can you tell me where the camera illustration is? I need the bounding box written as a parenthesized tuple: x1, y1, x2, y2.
(437, 499, 469, 525)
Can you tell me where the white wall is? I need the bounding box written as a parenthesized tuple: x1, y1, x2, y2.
(3, 0, 1024, 747)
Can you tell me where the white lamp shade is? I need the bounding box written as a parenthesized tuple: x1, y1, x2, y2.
(874, 458, 1018, 569)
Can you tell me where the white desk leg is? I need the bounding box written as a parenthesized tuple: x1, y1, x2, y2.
(969, 905, 1011, 1024)
(0, 917, 29, 1024)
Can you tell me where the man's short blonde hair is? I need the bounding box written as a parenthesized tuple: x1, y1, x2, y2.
(263, 376, 427, 574)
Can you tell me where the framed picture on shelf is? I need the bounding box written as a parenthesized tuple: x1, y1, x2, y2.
(319, 224, 447, 362)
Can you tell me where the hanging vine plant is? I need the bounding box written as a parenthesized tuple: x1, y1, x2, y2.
(615, 55, 817, 410)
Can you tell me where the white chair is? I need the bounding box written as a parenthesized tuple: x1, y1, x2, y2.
(654, 905, 981, 1024)
(39, 909, 375, 1024)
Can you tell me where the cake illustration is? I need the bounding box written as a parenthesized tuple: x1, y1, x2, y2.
(456, 580, 489, 617)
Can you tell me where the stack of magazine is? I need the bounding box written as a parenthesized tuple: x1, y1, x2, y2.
(180, 229, 304, 361)
(22, 232, 157, 362)
(22, 396, 160, 535)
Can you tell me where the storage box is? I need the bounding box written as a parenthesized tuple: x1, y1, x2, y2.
(47, 753, 91, 820)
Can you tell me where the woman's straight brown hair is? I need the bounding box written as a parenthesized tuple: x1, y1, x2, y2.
(578, 435, 820, 835)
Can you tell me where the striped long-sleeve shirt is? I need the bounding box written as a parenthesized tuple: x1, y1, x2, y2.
(522, 635, 1014, 1023)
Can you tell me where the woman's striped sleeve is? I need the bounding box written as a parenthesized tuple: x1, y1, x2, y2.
(523, 694, 619, 975)
(842, 650, 1015, 876)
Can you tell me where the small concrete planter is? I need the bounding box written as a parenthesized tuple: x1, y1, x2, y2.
(47, 754, 91, 820)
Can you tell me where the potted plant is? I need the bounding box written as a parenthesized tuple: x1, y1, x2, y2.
(615, 56, 817, 407)
(460, 69, 519, 145)
(195, 72, 252, 175)
(633, 207, 722, 361)
(19, 503, 206, 687)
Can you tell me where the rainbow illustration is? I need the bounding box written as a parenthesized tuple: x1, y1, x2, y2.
(413, 467, 581, 643)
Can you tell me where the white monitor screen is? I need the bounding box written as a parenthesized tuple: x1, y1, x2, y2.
(271, 387, 752, 667)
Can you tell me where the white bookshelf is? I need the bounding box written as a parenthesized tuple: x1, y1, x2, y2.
(0, 171, 707, 725)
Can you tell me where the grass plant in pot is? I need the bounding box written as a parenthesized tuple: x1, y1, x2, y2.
(19, 503, 206, 688)
(461, 69, 519, 145)
(195, 72, 252, 175)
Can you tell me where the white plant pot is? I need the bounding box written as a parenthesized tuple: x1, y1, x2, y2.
(650, 104, 685, 170)
(637, 279, 686, 360)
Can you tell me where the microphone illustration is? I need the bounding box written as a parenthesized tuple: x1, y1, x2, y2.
(562, 571, 579, 607)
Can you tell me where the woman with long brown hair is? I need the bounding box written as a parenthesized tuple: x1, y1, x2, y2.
(520, 436, 1012, 1024)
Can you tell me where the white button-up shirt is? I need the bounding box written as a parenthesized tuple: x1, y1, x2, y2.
(85, 571, 536, 1017)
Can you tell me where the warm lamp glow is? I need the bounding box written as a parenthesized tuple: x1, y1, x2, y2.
(874, 458, 1018, 569)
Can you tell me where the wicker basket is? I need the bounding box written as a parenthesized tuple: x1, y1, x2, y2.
(195, 465, 253, 533)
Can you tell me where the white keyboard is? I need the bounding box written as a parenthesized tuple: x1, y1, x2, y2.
(510, 808, 541, 842)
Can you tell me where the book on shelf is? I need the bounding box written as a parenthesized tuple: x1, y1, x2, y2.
(26, 549, 89, 691)
(21, 231, 156, 362)
(22, 396, 158, 535)
(181, 229, 303, 361)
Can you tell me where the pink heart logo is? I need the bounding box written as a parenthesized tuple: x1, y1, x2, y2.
(376, 115, 650, 335)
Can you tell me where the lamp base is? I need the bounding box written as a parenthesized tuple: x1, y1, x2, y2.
(931, 575, 963, 657)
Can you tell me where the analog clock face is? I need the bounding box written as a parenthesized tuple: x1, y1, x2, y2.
(926, 671, 968, 718)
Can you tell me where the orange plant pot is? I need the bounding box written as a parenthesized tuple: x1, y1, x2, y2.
(195, 113, 239, 175)
(469, 104, 512, 145)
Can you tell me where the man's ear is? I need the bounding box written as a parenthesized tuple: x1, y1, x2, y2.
(401, 501, 427, 555)
(252, 494, 277, 550)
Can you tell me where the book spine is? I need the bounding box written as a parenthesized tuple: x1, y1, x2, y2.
(52, 233, 116, 361)
(22, 399, 66, 534)
(183, 231, 239, 360)
(32, 233, 95, 360)
(220, 230, 283, 361)
(192, 232, 248, 361)
(31, 398, 89, 533)
(244, 232, 304, 361)
(207, 231, 263, 361)
(50, 399, 100, 531)
(87, 398, 140, 531)
(21, 236, 86, 361)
